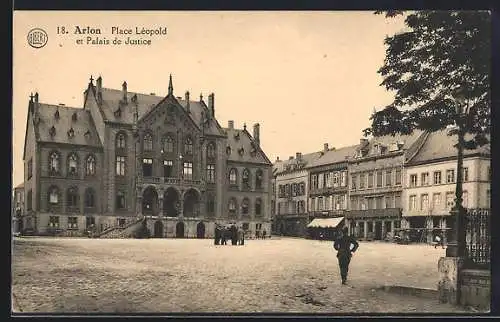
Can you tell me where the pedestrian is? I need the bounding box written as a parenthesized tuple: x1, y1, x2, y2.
(263, 229, 267, 239)
(333, 226, 359, 285)
(221, 227, 227, 245)
(231, 225, 238, 245)
(214, 225, 220, 245)
(434, 233, 445, 249)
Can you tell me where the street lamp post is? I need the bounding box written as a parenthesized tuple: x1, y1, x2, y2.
(447, 91, 471, 261)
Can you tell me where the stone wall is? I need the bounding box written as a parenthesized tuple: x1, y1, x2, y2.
(460, 269, 490, 311)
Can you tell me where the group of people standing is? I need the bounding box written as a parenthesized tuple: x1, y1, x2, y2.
(214, 224, 245, 246)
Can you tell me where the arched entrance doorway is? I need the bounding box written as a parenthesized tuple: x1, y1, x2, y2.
(176, 222, 185, 238)
(197, 222, 205, 239)
(183, 189, 200, 217)
(154, 220, 164, 238)
(163, 187, 180, 217)
(142, 186, 159, 215)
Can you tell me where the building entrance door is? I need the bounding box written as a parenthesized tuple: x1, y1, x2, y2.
(375, 221, 382, 240)
(154, 220, 164, 238)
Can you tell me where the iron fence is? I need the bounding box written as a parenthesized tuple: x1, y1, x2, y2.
(465, 208, 490, 267)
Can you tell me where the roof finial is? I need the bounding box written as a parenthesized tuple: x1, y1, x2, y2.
(168, 74, 173, 95)
(90, 75, 94, 84)
(243, 123, 247, 131)
(30, 93, 34, 101)
(200, 92, 203, 101)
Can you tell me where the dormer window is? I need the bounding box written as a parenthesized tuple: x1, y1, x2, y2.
(226, 146, 232, 155)
(49, 126, 56, 137)
(84, 130, 91, 139)
(238, 147, 244, 156)
(54, 110, 60, 120)
(131, 94, 138, 103)
(234, 132, 240, 140)
(68, 127, 75, 138)
(72, 112, 78, 121)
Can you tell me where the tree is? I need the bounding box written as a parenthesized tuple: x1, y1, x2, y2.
(364, 10, 491, 149)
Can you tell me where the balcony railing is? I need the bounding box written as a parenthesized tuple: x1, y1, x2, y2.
(347, 208, 402, 219)
(310, 210, 347, 217)
(141, 176, 203, 186)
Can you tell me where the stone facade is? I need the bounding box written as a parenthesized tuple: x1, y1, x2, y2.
(21, 75, 272, 238)
(307, 144, 358, 239)
(346, 131, 427, 240)
(403, 129, 491, 243)
(273, 150, 321, 237)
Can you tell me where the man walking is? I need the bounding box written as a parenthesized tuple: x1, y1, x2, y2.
(333, 226, 359, 285)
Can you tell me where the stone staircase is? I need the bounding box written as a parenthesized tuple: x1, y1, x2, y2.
(98, 217, 144, 239)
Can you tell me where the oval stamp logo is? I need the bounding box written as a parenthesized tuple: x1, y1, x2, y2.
(27, 28, 48, 49)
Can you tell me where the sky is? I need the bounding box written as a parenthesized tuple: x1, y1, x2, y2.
(12, 11, 406, 187)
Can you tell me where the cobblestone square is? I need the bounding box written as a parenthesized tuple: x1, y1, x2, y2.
(12, 237, 466, 314)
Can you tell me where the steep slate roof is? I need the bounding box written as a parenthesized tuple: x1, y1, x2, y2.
(352, 129, 426, 159)
(309, 145, 359, 168)
(98, 88, 224, 136)
(407, 129, 490, 165)
(274, 151, 323, 175)
(224, 127, 272, 165)
(36, 103, 102, 147)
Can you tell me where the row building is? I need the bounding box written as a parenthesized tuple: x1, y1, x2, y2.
(20, 75, 272, 238)
(271, 129, 490, 242)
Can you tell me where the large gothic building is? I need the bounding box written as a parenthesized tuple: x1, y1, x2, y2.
(22, 75, 273, 238)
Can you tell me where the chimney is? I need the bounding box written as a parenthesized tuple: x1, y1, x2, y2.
(96, 76, 102, 93)
(289, 156, 294, 160)
(324, 143, 329, 152)
(253, 123, 260, 146)
(207, 93, 214, 117)
(296, 152, 302, 160)
(276, 156, 280, 162)
(228, 120, 234, 129)
(96, 76, 103, 104)
(122, 81, 127, 103)
(185, 91, 190, 113)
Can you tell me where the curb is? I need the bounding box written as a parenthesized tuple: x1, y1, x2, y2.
(378, 285, 438, 300)
(12, 293, 21, 313)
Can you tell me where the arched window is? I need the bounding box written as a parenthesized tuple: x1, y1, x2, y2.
(242, 198, 250, 214)
(67, 186, 79, 208)
(144, 133, 153, 151)
(184, 137, 193, 155)
(255, 169, 264, 189)
(255, 198, 262, 216)
(163, 135, 174, 153)
(229, 198, 237, 214)
(48, 186, 60, 205)
(229, 168, 238, 185)
(68, 153, 79, 176)
(49, 151, 60, 174)
(207, 142, 216, 159)
(85, 188, 95, 208)
(242, 168, 251, 189)
(116, 133, 126, 149)
(86, 155, 96, 176)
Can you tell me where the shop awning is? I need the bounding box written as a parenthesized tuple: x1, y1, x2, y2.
(307, 217, 344, 228)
